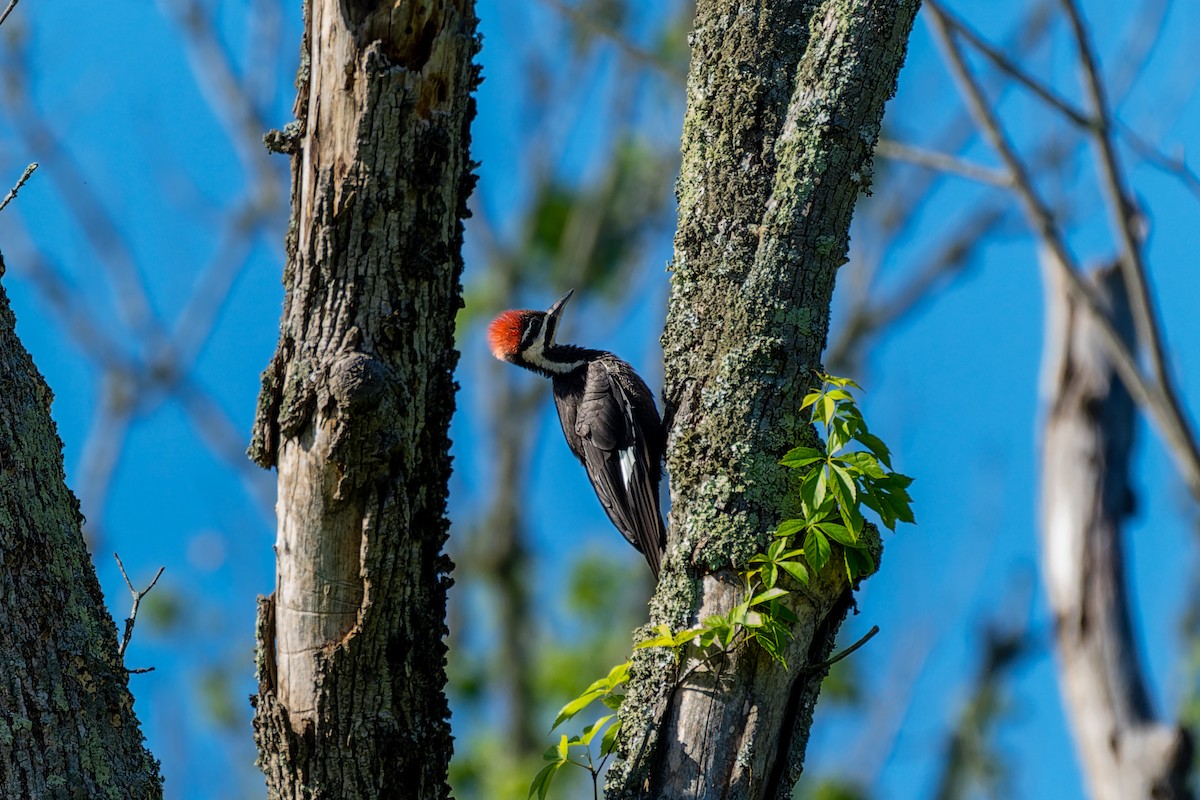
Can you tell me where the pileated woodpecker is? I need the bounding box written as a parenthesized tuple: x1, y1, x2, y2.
(487, 290, 666, 577)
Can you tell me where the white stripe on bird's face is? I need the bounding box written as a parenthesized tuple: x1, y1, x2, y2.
(522, 313, 585, 374)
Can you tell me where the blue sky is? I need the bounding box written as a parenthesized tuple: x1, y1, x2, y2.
(2, 0, 1199, 798)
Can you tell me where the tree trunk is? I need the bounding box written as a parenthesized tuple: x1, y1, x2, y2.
(606, 1, 919, 798)
(0, 255, 162, 798)
(247, 0, 479, 795)
(1039, 258, 1192, 799)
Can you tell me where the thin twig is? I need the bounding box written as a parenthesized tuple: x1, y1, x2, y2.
(114, 553, 165, 673)
(1059, 0, 1197, 474)
(875, 140, 1012, 187)
(807, 625, 880, 673)
(0, 0, 20, 28)
(926, 4, 1200, 499)
(1121, 123, 1200, 201)
(928, 0, 1200, 208)
(925, 0, 1090, 127)
(0, 162, 37, 214)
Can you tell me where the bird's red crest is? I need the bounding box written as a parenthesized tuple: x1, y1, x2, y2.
(487, 310, 530, 360)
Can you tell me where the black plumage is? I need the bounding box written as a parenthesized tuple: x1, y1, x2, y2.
(551, 353, 666, 577)
(487, 290, 667, 577)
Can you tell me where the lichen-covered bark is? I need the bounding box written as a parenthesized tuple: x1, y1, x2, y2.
(0, 256, 162, 798)
(1039, 260, 1192, 799)
(247, 0, 478, 796)
(606, 2, 918, 798)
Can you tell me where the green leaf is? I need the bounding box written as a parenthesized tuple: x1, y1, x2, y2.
(854, 432, 892, 468)
(821, 374, 862, 391)
(775, 518, 806, 539)
(673, 628, 705, 647)
(838, 450, 886, 478)
(817, 522, 858, 547)
(860, 490, 895, 530)
(841, 501, 865, 537)
(804, 529, 831, 572)
(844, 547, 875, 579)
(750, 587, 789, 606)
(761, 561, 778, 589)
(601, 693, 626, 711)
(580, 715, 614, 746)
(813, 467, 828, 510)
(605, 661, 631, 686)
(799, 468, 822, 513)
(635, 632, 677, 650)
(551, 662, 630, 730)
(773, 602, 801, 624)
(767, 537, 788, 560)
(820, 394, 836, 426)
(801, 391, 823, 411)
(528, 759, 563, 800)
(829, 464, 857, 506)
(781, 446, 823, 468)
(881, 485, 915, 525)
(779, 559, 810, 585)
(551, 688, 605, 731)
(827, 418, 849, 455)
(600, 719, 623, 756)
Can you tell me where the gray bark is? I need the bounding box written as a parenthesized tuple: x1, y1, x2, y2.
(248, 0, 478, 796)
(0, 255, 162, 798)
(1039, 258, 1191, 799)
(606, 1, 919, 798)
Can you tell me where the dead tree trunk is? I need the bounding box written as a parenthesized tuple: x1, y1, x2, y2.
(0, 255, 162, 798)
(247, 0, 479, 796)
(1039, 258, 1192, 800)
(606, 1, 919, 798)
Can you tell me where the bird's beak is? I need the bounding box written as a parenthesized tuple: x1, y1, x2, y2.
(544, 289, 574, 346)
(546, 289, 574, 322)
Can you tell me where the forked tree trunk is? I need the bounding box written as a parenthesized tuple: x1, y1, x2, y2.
(248, 0, 479, 796)
(1039, 258, 1191, 799)
(0, 255, 162, 797)
(606, 1, 919, 798)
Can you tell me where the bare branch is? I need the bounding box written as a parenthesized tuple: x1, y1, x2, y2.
(875, 140, 1011, 187)
(926, 2, 1200, 500)
(925, 0, 1090, 127)
(807, 625, 881, 672)
(0, 162, 37, 214)
(1059, 0, 1193, 467)
(114, 553, 166, 673)
(0, 0, 20, 29)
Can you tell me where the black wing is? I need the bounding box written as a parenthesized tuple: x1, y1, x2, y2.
(573, 360, 665, 577)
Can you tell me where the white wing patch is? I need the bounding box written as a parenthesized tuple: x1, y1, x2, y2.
(618, 446, 637, 491)
(612, 363, 639, 491)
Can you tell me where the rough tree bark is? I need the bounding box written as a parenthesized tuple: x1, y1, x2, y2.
(0, 255, 162, 798)
(1039, 259, 1192, 800)
(247, 0, 479, 796)
(607, 1, 919, 798)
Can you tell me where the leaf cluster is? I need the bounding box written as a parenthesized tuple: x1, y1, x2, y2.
(529, 662, 629, 800)
(528, 374, 915, 798)
(777, 374, 915, 584)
